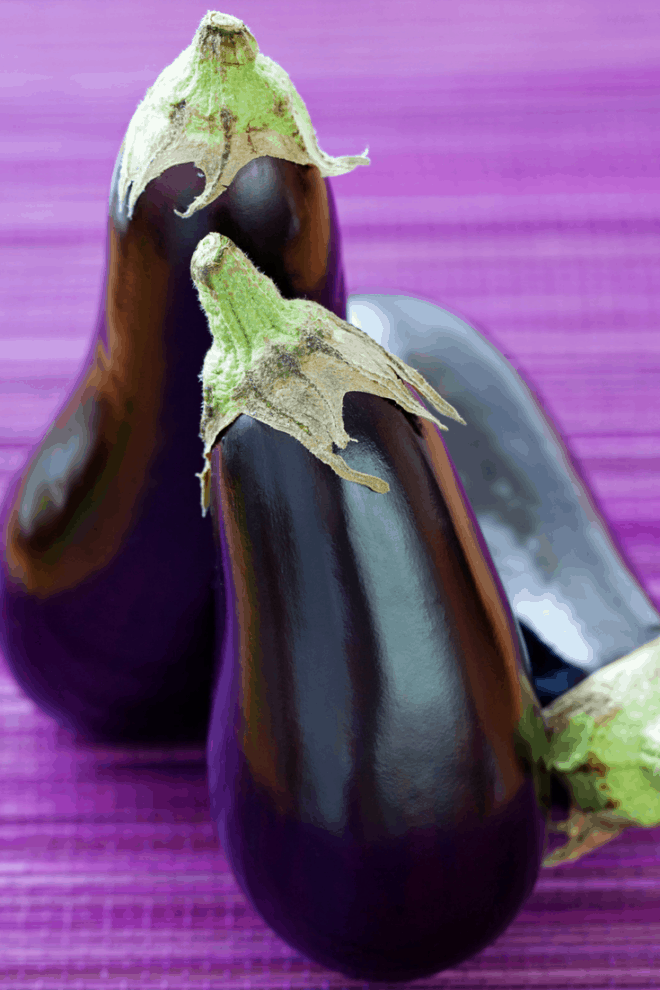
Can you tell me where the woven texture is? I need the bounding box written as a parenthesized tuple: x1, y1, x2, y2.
(1, 1, 659, 986)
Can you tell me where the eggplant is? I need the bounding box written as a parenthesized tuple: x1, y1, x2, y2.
(0, 12, 367, 744)
(347, 295, 660, 864)
(195, 234, 548, 981)
(347, 295, 660, 705)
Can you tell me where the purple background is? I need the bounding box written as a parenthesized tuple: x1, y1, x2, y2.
(1, 0, 659, 986)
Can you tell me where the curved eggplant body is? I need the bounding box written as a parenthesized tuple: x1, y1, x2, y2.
(349, 295, 660, 704)
(208, 393, 546, 981)
(0, 153, 345, 743)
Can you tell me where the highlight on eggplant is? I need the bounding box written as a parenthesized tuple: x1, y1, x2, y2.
(0, 12, 362, 745)
(193, 234, 551, 980)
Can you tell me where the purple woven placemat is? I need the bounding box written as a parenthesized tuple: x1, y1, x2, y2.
(1, 1, 659, 986)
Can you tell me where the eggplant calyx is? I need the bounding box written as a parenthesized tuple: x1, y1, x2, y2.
(118, 10, 369, 221)
(542, 634, 660, 864)
(191, 232, 465, 511)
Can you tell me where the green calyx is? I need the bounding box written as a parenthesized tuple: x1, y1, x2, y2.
(191, 232, 465, 512)
(118, 11, 369, 219)
(192, 232, 304, 405)
(542, 635, 660, 865)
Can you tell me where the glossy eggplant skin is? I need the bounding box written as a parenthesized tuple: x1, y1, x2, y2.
(0, 152, 346, 744)
(348, 295, 660, 704)
(208, 393, 546, 981)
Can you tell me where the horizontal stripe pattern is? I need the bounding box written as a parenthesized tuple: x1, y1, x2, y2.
(1, 0, 659, 987)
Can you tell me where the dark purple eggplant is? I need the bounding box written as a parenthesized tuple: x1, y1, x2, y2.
(198, 236, 548, 981)
(0, 12, 364, 744)
(208, 406, 546, 980)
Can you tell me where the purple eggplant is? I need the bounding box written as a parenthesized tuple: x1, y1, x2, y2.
(347, 295, 660, 707)
(0, 12, 365, 744)
(198, 235, 548, 980)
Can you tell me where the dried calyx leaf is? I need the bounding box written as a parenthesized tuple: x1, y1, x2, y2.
(191, 232, 466, 512)
(118, 10, 369, 219)
(542, 634, 660, 866)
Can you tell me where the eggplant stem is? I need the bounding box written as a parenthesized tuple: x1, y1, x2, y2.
(192, 232, 466, 512)
(118, 10, 369, 219)
(542, 634, 660, 864)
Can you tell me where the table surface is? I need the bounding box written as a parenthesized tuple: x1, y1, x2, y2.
(1, 1, 659, 987)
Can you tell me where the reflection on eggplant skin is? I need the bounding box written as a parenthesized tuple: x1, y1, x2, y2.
(208, 393, 546, 982)
(0, 153, 346, 745)
(348, 296, 660, 703)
